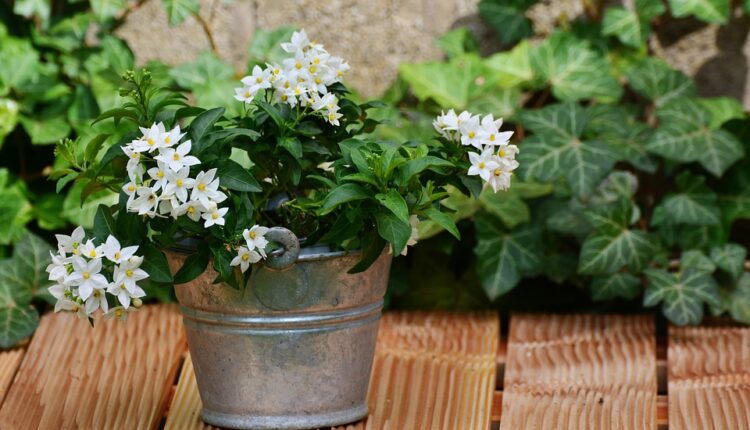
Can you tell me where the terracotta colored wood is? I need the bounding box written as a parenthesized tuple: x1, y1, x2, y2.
(668, 326, 750, 430)
(500, 314, 657, 430)
(165, 311, 499, 430)
(0, 347, 25, 407)
(0, 305, 186, 429)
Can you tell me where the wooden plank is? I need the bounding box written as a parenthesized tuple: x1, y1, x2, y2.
(0, 347, 25, 407)
(500, 314, 657, 430)
(668, 326, 750, 430)
(165, 311, 499, 430)
(0, 305, 186, 429)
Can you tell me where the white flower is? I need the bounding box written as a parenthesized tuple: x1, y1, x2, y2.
(84, 287, 109, 315)
(401, 215, 420, 256)
(234, 86, 256, 104)
(163, 167, 195, 203)
(230, 246, 262, 273)
(107, 280, 145, 309)
(55, 298, 87, 319)
(459, 114, 482, 148)
(479, 114, 514, 146)
(172, 200, 206, 222)
(191, 169, 222, 207)
(113, 256, 149, 294)
(122, 181, 138, 206)
(102, 235, 138, 264)
(128, 187, 159, 216)
(132, 122, 167, 153)
(48, 283, 69, 302)
(154, 140, 200, 172)
(147, 162, 170, 191)
(79, 239, 103, 260)
(243, 225, 269, 256)
(487, 165, 514, 192)
(202, 204, 228, 228)
(161, 124, 185, 147)
(55, 226, 85, 256)
(311, 92, 337, 112)
(495, 144, 519, 163)
(326, 109, 343, 126)
(104, 306, 136, 321)
(241, 65, 272, 94)
(281, 30, 311, 53)
(468, 148, 501, 182)
(46, 251, 69, 282)
(65, 256, 108, 300)
(123, 146, 144, 179)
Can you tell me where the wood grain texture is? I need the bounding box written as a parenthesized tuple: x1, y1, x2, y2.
(165, 311, 499, 430)
(0, 347, 25, 407)
(500, 314, 657, 430)
(668, 326, 750, 430)
(0, 305, 186, 430)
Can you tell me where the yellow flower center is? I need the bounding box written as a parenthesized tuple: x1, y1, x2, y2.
(212, 212, 219, 220)
(197, 183, 206, 191)
(315, 77, 322, 84)
(147, 138, 155, 146)
(187, 206, 195, 214)
(493, 169, 502, 177)
(478, 162, 485, 169)
(294, 87, 302, 96)
(131, 153, 139, 159)
(281, 95, 288, 101)
(273, 68, 281, 75)
(93, 290, 101, 298)
(127, 185, 136, 192)
(126, 269, 133, 277)
(245, 90, 252, 98)
(295, 62, 302, 70)
(172, 153, 180, 161)
(114, 251, 121, 260)
(89, 250, 97, 258)
(328, 113, 336, 121)
(176, 179, 184, 187)
(165, 136, 171, 144)
(115, 308, 124, 317)
(83, 272, 90, 280)
(313, 58, 320, 65)
(283, 81, 290, 89)
(157, 171, 164, 178)
(498, 149, 506, 157)
(249, 231, 257, 239)
(489, 134, 496, 142)
(256, 77, 263, 84)
(468, 131, 476, 139)
(336, 71, 343, 77)
(308, 66, 316, 73)
(241, 254, 250, 261)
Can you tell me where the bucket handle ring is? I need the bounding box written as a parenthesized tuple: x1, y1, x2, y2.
(264, 227, 301, 270)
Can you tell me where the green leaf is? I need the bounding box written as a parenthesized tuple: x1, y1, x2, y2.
(84, 133, 110, 163)
(422, 207, 460, 240)
(437, 28, 479, 58)
(651, 172, 720, 226)
(518, 103, 617, 196)
(530, 32, 622, 103)
(13, 0, 51, 26)
(710, 244, 746, 279)
(484, 40, 534, 89)
(279, 137, 303, 160)
(668, 0, 730, 24)
(0, 176, 31, 245)
(647, 98, 744, 176)
(216, 160, 262, 192)
(396, 156, 454, 185)
(479, 190, 530, 229)
(19, 114, 71, 145)
(173, 246, 210, 284)
(0, 305, 39, 349)
(586, 105, 657, 172)
(627, 58, 696, 106)
(0, 99, 19, 146)
(319, 183, 371, 215)
(591, 273, 641, 301)
(140, 245, 173, 283)
(375, 189, 409, 223)
(474, 214, 542, 300)
(247, 27, 297, 66)
(170, 52, 233, 90)
(602, 8, 649, 47)
(698, 97, 746, 129)
(189, 107, 225, 149)
(727, 273, 750, 323)
(375, 211, 412, 255)
(347, 229, 386, 274)
(6, 232, 54, 302)
(92, 204, 116, 242)
(681, 250, 716, 273)
(644, 268, 721, 325)
(399, 54, 495, 109)
(478, 0, 535, 45)
(162, 0, 200, 25)
(61, 181, 118, 229)
(90, 0, 125, 22)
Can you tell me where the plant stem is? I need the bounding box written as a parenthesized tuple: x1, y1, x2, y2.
(195, 13, 219, 54)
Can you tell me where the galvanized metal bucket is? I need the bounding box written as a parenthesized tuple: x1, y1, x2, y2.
(166, 228, 392, 430)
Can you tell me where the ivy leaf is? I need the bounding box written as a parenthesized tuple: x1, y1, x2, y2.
(478, 0, 536, 45)
(399, 54, 494, 109)
(644, 268, 721, 325)
(162, 0, 200, 26)
(681, 250, 716, 273)
(90, 0, 125, 22)
(651, 172, 720, 226)
(0, 301, 39, 349)
(530, 32, 622, 103)
(586, 105, 657, 173)
(518, 103, 617, 196)
(13, 0, 51, 26)
(710, 244, 746, 279)
(474, 214, 542, 300)
(437, 28, 479, 59)
(602, 8, 648, 47)
(668, 0, 730, 24)
(319, 183, 371, 215)
(698, 97, 746, 129)
(479, 189, 530, 229)
(591, 273, 641, 301)
(627, 58, 696, 107)
(484, 40, 535, 89)
(578, 200, 654, 275)
(647, 98, 744, 176)
(727, 273, 750, 323)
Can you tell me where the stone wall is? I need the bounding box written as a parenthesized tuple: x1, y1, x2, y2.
(118, 0, 750, 106)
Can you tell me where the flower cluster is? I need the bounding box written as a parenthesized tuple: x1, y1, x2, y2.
(229, 225, 270, 273)
(122, 122, 228, 227)
(234, 30, 349, 126)
(46, 227, 148, 321)
(433, 110, 519, 192)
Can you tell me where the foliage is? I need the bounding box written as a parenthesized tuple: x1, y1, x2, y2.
(384, 1, 750, 325)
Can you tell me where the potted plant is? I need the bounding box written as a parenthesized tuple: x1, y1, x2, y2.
(47, 30, 519, 429)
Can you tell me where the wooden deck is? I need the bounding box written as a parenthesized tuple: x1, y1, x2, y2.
(0, 305, 747, 429)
